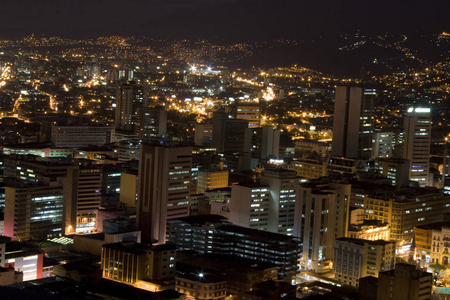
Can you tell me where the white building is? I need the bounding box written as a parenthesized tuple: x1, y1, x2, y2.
(334, 238, 395, 287)
(260, 169, 299, 235)
(403, 107, 431, 187)
(294, 180, 351, 272)
(229, 183, 270, 231)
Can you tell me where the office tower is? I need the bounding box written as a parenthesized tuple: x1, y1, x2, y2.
(64, 165, 102, 234)
(403, 107, 431, 187)
(194, 122, 213, 146)
(212, 114, 250, 153)
(371, 132, 394, 159)
(261, 125, 280, 158)
(294, 180, 351, 272)
(138, 143, 192, 244)
(332, 86, 375, 159)
(196, 169, 229, 194)
(137, 106, 167, 140)
(115, 81, 147, 131)
(4, 183, 63, 240)
(236, 103, 261, 128)
(251, 126, 280, 160)
(212, 112, 228, 152)
(229, 183, 270, 230)
(223, 120, 252, 171)
(374, 158, 410, 188)
(101, 242, 176, 290)
(377, 263, 432, 300)
(260, 169, 299, 235)
(334, 238, 395, 287)
(51, 125, 115, 148)
(223, 119, 251, 153)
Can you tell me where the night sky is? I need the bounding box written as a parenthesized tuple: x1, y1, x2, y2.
(0, 0, 448, 39)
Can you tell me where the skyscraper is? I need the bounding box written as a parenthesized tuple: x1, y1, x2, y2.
(137, 143, 192, 244)
(332, 86, 375, 159)
(403, 107, 431, 187)
(64, 165, 103, 235)
(115, 81, 147, 131)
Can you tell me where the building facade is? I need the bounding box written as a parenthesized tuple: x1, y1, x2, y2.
(403, 107, 431, 187)
(334, 238, 395, 287)
(138, 143, 192, 244)
(332, 86, 375, 159)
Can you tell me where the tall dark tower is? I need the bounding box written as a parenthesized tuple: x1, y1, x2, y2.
(115, 81, 147, 131)
(332, 86, 374, 159)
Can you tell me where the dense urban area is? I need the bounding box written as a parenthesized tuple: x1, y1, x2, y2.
(0, 31, 448, 300)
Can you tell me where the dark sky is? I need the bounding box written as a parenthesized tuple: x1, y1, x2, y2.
(0, 0, 448, 39)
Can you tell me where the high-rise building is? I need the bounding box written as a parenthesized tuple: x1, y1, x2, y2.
(377, 263, 432, 300)
(64, 165, 103, 235)
(371, 132, 394, 159)
(294, 179, 351, 272)
(137, 106, 167, 140)
(403, 107, 431, 187)
(334, 238, 395, 287)
(251, 126, 280, 160)
(229, 183, 270, 231)
(4, 183, 64, 240)
(194, 122, 213, 146)
(236, 103, 261, 128)
(212, 112, 228, 153)
(332, 86, 375, 159)
(260, 169, 299, 235)
(137, 143, 192, 244)
(115, 81, 147, 131)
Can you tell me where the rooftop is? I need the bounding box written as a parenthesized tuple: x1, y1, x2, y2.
(415, 221, 450, 231)
(171, 214, 228, 226)
(335, 237, 394, 246)
(217, 224, 299, 243)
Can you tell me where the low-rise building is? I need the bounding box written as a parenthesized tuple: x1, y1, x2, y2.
(101, 242, 176, 291)
(414, 221, 450, 267)
(334, 238, 395, 287)
(347, 219, 390, 241)
(176, 270, 227, 300)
